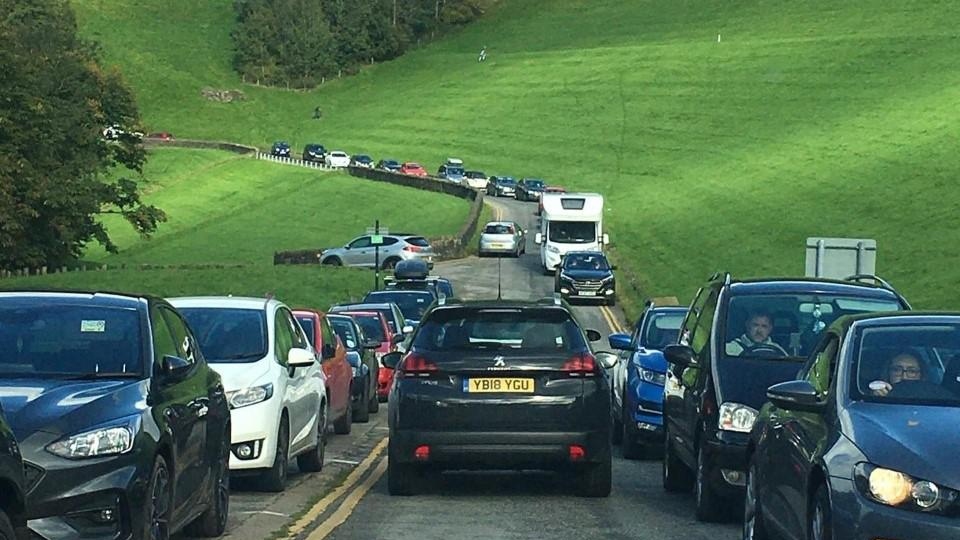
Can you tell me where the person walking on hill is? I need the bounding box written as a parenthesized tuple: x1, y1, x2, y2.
(478, 46, 487, 62)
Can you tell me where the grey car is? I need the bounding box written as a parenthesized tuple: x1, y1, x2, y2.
(320, 234, 434, 270)
(478, 221, 526, 257)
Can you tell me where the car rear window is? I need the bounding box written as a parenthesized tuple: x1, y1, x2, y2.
(404, 237, 431, 247)
(179, 308, 268, 363)
(484, 224, 515, 234)
(364, 291, 434, 321)
(329, 318, 359, 350)
(345, 313, 386, 343)
(413, 307, 587, 352)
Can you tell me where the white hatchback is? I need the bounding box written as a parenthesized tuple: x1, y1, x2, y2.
(325, 151, 350, 168)
(170, 296, 328, 492)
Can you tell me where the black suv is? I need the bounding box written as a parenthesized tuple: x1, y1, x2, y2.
(555, 251, 616, 306)
(270, 141, 291, 158)
(515, 178, 546, 201)
(0, 406, 25, 540)
(661, 274, 910, 521)
(382, 297, 618, 496)
(302, 143, 326, 162)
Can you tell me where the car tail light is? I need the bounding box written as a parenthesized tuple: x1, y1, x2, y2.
(403, 245, 423, 252)
(569, 445, 586, 462)
(561, 353, 596, 377)
(414, 445, 430, 461)
(402, 353, 438, 377)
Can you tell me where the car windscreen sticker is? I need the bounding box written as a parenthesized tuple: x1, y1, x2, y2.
(80, 320, 106, 333)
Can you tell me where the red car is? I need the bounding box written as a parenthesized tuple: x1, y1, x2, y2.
(400, 162, 428, 177)
(337, 310, 401, 401)
(146, 131, 175, 141)
(294, 309, 355, 434)
(538, 186, 567, 216)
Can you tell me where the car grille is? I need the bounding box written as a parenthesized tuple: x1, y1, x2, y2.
(574, 280, 603, 292)
(23, 461, 44, 492)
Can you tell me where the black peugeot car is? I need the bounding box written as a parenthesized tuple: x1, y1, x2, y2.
(0, 405, 25, 540)
(745, 312, 960, 540)
(0, 291, 231, 540)
(554, 251, 617, 306)
(381, 297, 618, 497)
(327, 314, 380, 422)
(662, 274, 909, 522)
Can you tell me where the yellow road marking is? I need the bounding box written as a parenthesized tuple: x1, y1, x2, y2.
(284, 437, 388, 538)
(305, 456, 388, 540)
(600, 305, 625, 334)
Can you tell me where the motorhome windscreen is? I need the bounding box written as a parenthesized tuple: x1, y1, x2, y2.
(560, 198, 585, 210)
(548, 221, 596, 244)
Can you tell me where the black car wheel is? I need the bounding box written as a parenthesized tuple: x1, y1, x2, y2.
(809, 484, 833, 540)
(322, 257, 342, 266)
(334, 394, 353, 434)
(187, 427, 231, 537)
(258, 421, 289, 492)
(610, 394, 623, 445)
(0, 509, 16, 540)
(621, 407, 642, 460)
(368, 376, 380, 413)
(662, 433, 694, 492)
(144, 456, 172, 540)
(387, 444, 421, 496)
(576, 456, 612, 497)
(353, 382, 370, 423)
(297, 403, 327, 473)
(743, 460, 770, 540)
(695, 445, 725, 522)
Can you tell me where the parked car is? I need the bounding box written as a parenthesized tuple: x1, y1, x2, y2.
(436, 164, 465, 183)
(478, 221, 526, 258)
(293, 309, 354, 433)
(302, 143, 326, 163)
(376, 159, 401, 172)
(384, 259, 455, 299)
(171, 296, 327, 492)
(327, 314, 380, 421)
(327, 307, 406, 402)
(146, 131, 175, 141)
(554, 251, 616, 305)
(270, 141, 292, 158)
(325, 151, 350, 168)
(0, 405, 25, 540)
(745, 311, 960, 540)
(320, 234, 434, 270)
(661, 274, 910, 522)
(464, 170, 488, 190)
(537, 186, 567, 215)
(486, 176, 517, 197)
(607, 300, 687, 458)
(400, 162, 428, 177)
(329, 302, 408, 340)
(102, 124, 144, 141)
(516, 178, 546, 201)
(350, 154, 374, 168)
(0, 291, 231, 539)
(381, 297, 618, 496)
(362, 290, 436, 328)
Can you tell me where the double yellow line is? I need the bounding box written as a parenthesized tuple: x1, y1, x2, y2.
(599, 304, 626, 334)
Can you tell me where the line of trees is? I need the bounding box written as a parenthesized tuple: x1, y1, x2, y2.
(232, 0, 491, 88)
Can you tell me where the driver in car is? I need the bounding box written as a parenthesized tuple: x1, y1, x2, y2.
(725, 311, 788, 356)
(869, 351, 926, 397)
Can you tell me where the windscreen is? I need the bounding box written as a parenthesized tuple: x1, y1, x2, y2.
(346, 313, 386, 343)
(548, 221, 597, 244)
(484, 224, 515, 235)
(0, 303, 142, 377)
(499, 178, 516, 186)
(179, 308, 267, 363)
(329, 318, 359, 350)
(852, 323, 960, 405)
(643, 311, 686, 349)
(562, 253, 609, 270)
(295, 316, 316, 347)
(413, 308, 587, 353)
(363, 292, 433, 321)
(405, 237, 431, 247)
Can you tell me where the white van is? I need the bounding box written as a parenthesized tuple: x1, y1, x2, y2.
(535, 192, 608, 273)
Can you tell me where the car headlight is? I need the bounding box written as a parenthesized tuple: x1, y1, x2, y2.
(854, 463, 959, 513)
(718, 402, 758, 433)
(559, 272, 572, 282)
(601, 274, 615, 283)
(226, 383, 274, 409)
(637, 366, 666, 385)
(47, 417, 139, 459)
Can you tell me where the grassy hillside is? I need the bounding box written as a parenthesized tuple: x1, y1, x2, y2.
(72, 0, 960, 310)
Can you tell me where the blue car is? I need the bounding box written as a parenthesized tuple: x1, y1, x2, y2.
(609, 301, 687, 458)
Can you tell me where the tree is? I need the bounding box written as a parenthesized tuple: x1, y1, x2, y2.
(0, 0, 164, 271)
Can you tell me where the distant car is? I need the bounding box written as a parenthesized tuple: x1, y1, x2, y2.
(516, 178, 546, 201)
(437, 164, 465, 183)
(350, 154, 374, 168)
(400, 162, 428, 177)
(362, 290, 436, 327)
(146, 131, 175, 141)
(554, 251, 617, 305)
(537, 186, 567, 215)
(444, 157, 464, 168)
(0, 291, 232, 538)
(329, 302, 408, 339)
(325, 151, 350, 168)
(270, 141, 292, 158)
(486, 176, 517, 197)
(0, 398, 25, 540)
(102, 124, 143, 141)
(320, 233, 434, 270)
(302, 144, 326, 163)
(377, 159, 402, 172)
(171, 296, 327, 492)
(464, 170, 488, 190)
(384, 259, 454, 298)
(294, 309, 355, 433)
(478, 221, 526, 258)
(327, 309, 403, 402)
(326, 314, 380, 421)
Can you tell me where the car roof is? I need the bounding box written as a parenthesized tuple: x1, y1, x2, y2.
(429, 298, 571, 311)
(168, 296, 282, 310)
(563, 250, 608, 258)
(726, 278, 902, 300)
(831, 311, 960, 333)
(0, 290, 148, 309)
(332, 302, 398, 311)
(366, 290, 434, 298)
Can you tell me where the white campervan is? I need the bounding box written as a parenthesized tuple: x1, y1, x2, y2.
(535, 192, 608, 273)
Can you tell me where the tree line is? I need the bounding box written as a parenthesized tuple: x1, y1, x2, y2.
(232, 0, 491, 88)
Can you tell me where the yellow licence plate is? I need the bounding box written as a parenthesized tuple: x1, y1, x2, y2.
(465, 378, 534, 393)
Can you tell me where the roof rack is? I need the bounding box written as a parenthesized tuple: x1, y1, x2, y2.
(843, 274, 912, 309)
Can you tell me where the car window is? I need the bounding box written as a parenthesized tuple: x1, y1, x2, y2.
(484, 224, 514, 234)
(413, 308, 587, 354)
(405, 237, 430, 247)
(643, 311, 686, 350)
(274, 309, 294, 366)
(692, 288, 719, 362)
(151, 305, 179, 364)
(805, 335, 839, 395)
(320, 317, 337, 356)
(381, 237, 399, 246)
(330, 318, 359, 349)
(349, 236, 372, 249)
(179, 307, 267, 363)
(296, 315, 316, 348)
(161, 306, 198, 365)
(349, 314, 386, 343)
(364, 292, 434, 321)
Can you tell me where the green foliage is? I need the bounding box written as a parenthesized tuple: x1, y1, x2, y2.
(0, 0, 162, 271)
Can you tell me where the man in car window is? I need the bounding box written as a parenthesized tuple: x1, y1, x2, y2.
(870, 350, 926, 397)
(725, 311, 788, 356)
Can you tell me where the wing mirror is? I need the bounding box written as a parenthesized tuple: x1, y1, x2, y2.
(767, 380, 826, 413)
(402, 325, 415, 335)
(535, 233, 543, 245)
(664, 344, 697, 369)
(381, 351, 402, 369)
(602, 233, 610, 245)
(585, 329, 602, 342)
(160, 355, 192, 382)
(608, 333, 632, 350)
(288, 347, 315, 367)
(595, 351, 619, 369)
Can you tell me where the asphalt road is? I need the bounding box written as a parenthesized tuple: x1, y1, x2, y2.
(205, 196, 739, 540)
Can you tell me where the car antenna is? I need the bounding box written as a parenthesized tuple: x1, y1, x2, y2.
(497, 255, 503, 300)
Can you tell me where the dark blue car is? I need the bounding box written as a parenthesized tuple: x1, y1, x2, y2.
(609, 301, 687, 458)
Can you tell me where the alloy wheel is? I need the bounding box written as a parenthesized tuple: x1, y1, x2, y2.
(150, 462, 171, 540)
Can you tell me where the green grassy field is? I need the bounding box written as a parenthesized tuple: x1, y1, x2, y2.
(71, 0, 960, 312)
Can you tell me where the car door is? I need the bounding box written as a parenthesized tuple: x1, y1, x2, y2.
(344, 236, 373, 267)
(682, 287, 719, 460)
(152, 304, 209, 520)
(320, 316, 350, 419)
(276, 308, 316, 453)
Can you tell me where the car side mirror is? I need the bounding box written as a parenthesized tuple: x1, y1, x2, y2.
(767, 380, 825, 413)
(321, 343, 336, 360)
(391, 334, 405, 345)
(608, 333, 633, 350)
(402, 325, 415, 335)
(585, 329, 602, 342)
(595, 351, 619, 369)
(664, 344, 697, 369)
(288, 347, 315, 367)
(160, 355, 192, 382)
(602, 233, 610, 245)
(535, 233, 543, 245)
(363, 340, 380, 349)
(381, 351, 402, 369)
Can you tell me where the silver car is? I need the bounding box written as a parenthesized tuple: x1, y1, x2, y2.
(478, 221, 526, 257)
(321, 234, 434, 269)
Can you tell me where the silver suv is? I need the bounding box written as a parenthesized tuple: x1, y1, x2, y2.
(320, 234, 434, 269)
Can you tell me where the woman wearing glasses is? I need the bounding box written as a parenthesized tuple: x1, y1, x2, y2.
(870, 351, 926, 397)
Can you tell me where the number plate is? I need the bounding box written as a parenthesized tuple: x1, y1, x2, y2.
(577, 291, 598, 296)
(463, 378, 534, 393)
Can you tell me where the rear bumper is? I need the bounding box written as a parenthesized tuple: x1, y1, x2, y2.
(390, 429, 610, 469)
